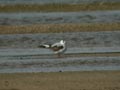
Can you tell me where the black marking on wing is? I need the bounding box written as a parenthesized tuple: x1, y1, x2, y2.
(38, 45, 46, 48)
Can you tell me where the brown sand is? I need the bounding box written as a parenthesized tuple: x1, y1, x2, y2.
(0, 71, 120, 90)
(0, 23, 120, 34)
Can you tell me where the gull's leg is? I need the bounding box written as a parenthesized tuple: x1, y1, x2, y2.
(57, 53, 65, 58)
(54, 53, 61, 58)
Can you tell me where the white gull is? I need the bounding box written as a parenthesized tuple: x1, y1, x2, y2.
(39, 40, 67, 57)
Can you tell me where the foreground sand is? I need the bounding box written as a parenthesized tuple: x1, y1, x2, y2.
(0, 71, 120, 90)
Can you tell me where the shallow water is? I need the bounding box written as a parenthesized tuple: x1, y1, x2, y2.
(0, 0, 120, 4)
(0, 11, 120, 25)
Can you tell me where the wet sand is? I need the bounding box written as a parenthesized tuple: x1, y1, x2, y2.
(0, 71, 120, 90)
(0, 55, 120, 73)
(0, 11, 120, 25)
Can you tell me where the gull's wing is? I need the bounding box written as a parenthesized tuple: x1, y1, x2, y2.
(51, 42, 62, 47)
(51, 43, 65, 51)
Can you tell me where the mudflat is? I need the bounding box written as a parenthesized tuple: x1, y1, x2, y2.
(0, 71, 120, 90)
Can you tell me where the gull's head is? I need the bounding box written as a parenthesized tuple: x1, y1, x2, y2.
(60, 40, 66, 45)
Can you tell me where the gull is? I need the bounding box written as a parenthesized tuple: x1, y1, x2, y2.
(38, 40, 67, 57)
